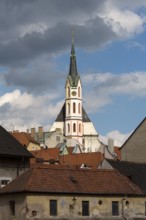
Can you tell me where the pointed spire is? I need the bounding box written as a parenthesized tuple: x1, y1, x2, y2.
(69, 32, 79, 86)
(71, 31, 75, 57)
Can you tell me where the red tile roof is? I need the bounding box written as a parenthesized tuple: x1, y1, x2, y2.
(11, 132, 39, 147)
(59, 152, 104, 169)
(31, 148, 60, 161)
(0, 165, 142, 195)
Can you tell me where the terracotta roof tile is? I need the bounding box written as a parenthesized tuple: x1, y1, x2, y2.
(11, 132, 39, 147)
(31, 148, 60, 160)
(0, 165, 142, 195)
(59, 152, 104, 168)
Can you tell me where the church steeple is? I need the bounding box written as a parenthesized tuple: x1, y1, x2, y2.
(68, 32, 79, 87)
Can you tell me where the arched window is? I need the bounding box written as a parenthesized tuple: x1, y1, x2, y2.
(78, 103, 81, 114)
(78, 87, 80, 97)
(68, 87, 70, 97)
(79, 124, 81, 133)
(73, 102, 76, 113)
(68, 103, 70, 114)
(73, 123, 76, 132)
(68, 123, 70, 133)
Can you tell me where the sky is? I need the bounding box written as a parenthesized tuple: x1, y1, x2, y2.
(0, 0, 146, 147)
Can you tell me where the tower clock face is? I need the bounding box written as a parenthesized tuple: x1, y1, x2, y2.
(72, 91, 77, 96)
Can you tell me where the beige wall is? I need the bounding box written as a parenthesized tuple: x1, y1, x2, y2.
(27, 142, 41, 151)
(0, 193, 146, 220)
(121, 119, 146, 162)
(0, 194, 26, 220)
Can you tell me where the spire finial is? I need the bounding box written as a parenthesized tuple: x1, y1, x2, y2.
(72, 31, 74, 44)
(71, 31, 75, 56)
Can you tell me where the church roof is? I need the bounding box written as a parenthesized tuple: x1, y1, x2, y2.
(55, 103, 91, 122)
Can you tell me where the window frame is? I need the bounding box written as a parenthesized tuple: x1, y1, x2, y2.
(50, 200, 57, 216)
(112, 201, 119, 216)
(9, 200, 15, 216)
(82, 200, 89, 216)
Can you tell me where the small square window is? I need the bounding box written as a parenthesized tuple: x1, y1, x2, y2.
(56, 136, 60, 142)
(112, 201, 119, 216)
(50, 200, 57, 216)
(9, 201, 15, 216)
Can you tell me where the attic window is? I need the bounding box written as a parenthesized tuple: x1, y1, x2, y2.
(69, 175, 78, 184)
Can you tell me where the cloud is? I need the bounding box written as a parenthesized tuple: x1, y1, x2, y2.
(0, 89, 63, 131)
(0, 0, 145, 67)
(83, 72, 146, 113)
(99, 2, 145, 39)
(99, 130, 130, 147)
(2, 57, 65, 94)
(126, 41, 146, 51)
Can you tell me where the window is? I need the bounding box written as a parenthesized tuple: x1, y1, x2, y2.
(50, 200, 57, 216)
(73, 123, 76, 132)
(73, 102, 76, 113)
(68, 123, 70, 133)
(82, 201, 89, 216)
(112, 201, 119, 216)
(56, 136, 60, 142)
(78, 103, 81, 114)
(78, 87, 80, 97)
(68, 87, 70, 97)
(79, 124, 81, 133)
(1, 179, 10, 187)
(9, 201, 15, 216)
(68, 103, 70, 114)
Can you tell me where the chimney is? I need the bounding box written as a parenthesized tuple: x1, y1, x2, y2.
(31, 128, 35, 138)
(38, 126, 43, 139)
(108, 138, 114, 154)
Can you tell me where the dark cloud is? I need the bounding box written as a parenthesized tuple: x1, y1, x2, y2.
(3, 60, 65, 94)
(0, 18, 116, 66)
(0, 0, 143, 95)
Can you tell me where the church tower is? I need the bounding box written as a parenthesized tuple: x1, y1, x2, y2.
(50, 34, 101, 152)
(65, 33, 83, 146)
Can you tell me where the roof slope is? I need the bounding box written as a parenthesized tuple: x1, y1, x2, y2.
(55, 103, 91, 122)
(11, 132, 39, 147)
(107, 159, 146, 194)
(0, 165, 142, 195)
(59, 152, 104, 169)
(0, 126, 33, 157)
(120, 117, 146, 149)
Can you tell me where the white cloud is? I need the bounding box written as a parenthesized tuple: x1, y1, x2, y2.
(83, 72, 146, 113)
(0, 89, 63, 131)
(99, 2, 145, 38)
(99, 130, 130, 147)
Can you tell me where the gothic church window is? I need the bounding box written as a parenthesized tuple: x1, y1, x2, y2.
(68, 124, 70, 133)
(68, 87, 70, 97)
(78, 86, 80, 97)
(73, 102, 76, 113)
(68, 103, 70, 114)
(78, 103, 81, 114)
(73, 123, 76, 132)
